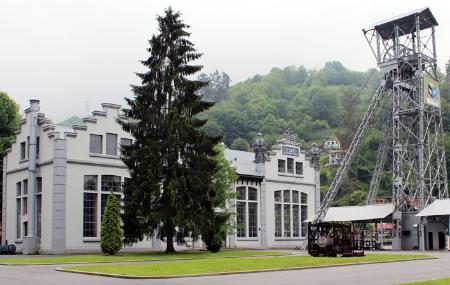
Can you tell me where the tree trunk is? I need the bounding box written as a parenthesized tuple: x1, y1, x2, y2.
(165, 230, 176, 253)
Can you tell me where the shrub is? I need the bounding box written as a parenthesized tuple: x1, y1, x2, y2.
(100, 192, 123, 255)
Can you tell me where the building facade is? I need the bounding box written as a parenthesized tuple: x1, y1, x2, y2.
(225, 130, 320, 249)
(1, 100, 157, 253)
(2, 101, 319, 253)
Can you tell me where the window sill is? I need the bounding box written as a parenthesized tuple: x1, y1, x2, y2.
(89, 153, 120, 160)
(83, 237, 100, 242)
(19, 156, 40, 163)
(274, 237, 305, 241)
(278, 173, 304, 178)
(237, 238, 259, 241)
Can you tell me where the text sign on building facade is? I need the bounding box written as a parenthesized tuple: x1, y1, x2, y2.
(282, 146, 299, 157)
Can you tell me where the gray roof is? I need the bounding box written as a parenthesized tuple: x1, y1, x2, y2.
(306, 204, 394, 223)
(224, 148, 263, 177)
(367, 7, 437, 40)
(416, 199, 450, 217)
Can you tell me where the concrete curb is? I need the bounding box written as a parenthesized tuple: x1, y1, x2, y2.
(56, 256, 437, 279)
(0, 253, 291, 266)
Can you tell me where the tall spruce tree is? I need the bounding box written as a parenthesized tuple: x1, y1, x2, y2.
(120, 8, 221, 253)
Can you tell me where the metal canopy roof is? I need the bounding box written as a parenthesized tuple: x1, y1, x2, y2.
(416, 199, 450, 217)
(368, 7, 438, 40)
(306, 204, 394, 223)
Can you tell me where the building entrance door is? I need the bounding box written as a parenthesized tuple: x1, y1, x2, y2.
(428, 232, 434, 249)
(438, 232, 445, 249)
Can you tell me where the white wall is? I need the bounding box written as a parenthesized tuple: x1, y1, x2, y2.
(231, 141, 317, 249)
(6, 104, 319, 252)
(4, 108, 56, 251)
(63, 105, 152, 253)
(37, 164, 53, 252)
(426, 222, 446, 250)
(66, 106, 133, 163)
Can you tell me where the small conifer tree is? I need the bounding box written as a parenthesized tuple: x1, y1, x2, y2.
(100, 192, 123, 255)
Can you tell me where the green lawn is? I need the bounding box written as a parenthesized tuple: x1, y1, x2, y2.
(396, 278, 450, 285)
(63, 254, 431, 277)
(0, 250, 286, 265)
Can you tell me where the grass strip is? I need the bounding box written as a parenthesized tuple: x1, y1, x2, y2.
(395, 277, 450, 285)
(62, 254, 432, 278)
(0, 250, 287, 265)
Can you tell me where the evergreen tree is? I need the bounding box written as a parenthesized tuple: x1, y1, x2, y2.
(120, 8, 221, 253)
(200, 145, 237, 252)
(100, 192, 123, 255)
(0, 92, 20, 228)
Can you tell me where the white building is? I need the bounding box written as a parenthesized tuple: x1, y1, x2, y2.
(1, 100, 319, 253)
(323, 137, 341, 150)
(1, 100, 158, 253)
(323, 137, 345, 167)
(224, 130, 320, 249)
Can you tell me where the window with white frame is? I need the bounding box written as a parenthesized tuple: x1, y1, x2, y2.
(106, 133, 118, 155)
(296, 162, 303, 175)
(83, 175, 98, 237)
(274, 190, 308, 238)
(20, 141, 26, 160)
(100, 175, 122, 220)
(22, 179, 28, 215)
(278, 159, 286, 173)
(236, 186, 258, 238)
(36, 177, 42, 237)
(83, 175, 123, 238)
(287, 158, 294, 174)
(89, 134, 103, 154)
(279, 158, 304, 176)
(15, 178, 35, 240)
(301, 192, 308, 236)
(16, 182, 21, 239)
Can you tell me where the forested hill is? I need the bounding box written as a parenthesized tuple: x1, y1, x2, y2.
(201, 62, 383, 148)
(200, 61, 450, 206)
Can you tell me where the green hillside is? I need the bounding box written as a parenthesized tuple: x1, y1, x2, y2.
(59, 116, 83, 127)
(59, 62, 450, 206)
(201, 61, 450, 206)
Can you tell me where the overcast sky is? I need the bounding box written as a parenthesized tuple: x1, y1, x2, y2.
(1, 0, 450, 121)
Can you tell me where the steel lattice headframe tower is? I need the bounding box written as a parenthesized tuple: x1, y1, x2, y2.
(363, 7, 448, 248)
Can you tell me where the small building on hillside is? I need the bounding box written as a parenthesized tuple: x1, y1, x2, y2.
(323, 137, 346, 167)
(326, 149, 346, 166)
(224, 129, 320, 249)
(323, 137, 341, 150)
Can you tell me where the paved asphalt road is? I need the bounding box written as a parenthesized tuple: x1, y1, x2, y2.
(2, 251, 450, 285)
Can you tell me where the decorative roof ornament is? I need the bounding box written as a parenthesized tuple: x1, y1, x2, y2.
(253, 133, 269, 163)
(278, 128, 298, 146)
